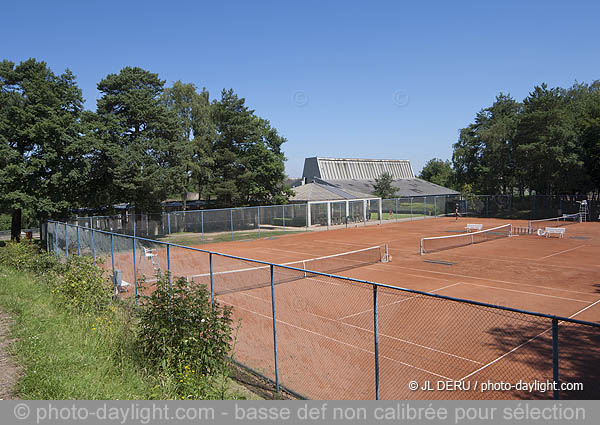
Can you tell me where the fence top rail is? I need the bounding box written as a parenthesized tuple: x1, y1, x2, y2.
(170, 203, 307, 215)
(67, 203, 309, 221)
(306, 199, 382, 207)
(47, 219, 600, 329)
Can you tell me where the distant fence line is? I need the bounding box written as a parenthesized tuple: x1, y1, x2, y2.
(60, 195, 461, 242)
(459, 194, 598, 221)
(43, 193, 597, 245)
(44, 218, 600, 400)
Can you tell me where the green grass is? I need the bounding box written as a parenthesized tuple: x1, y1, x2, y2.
(0, 265, 259, 399)
(162, 229, 305, 246)
(371, 213, 413, 220)
(370, 212, 442, 220)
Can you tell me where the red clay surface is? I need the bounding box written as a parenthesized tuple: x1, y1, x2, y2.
(106, 217, 600, 400)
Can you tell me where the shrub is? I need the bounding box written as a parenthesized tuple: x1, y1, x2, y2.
(51, 255, 112, 313)
(136, 273, 234, 397)
(0, 241, 112, 313)
(0, 241, 61, 275)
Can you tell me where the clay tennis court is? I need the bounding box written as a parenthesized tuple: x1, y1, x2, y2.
(112, 217, 600, 399)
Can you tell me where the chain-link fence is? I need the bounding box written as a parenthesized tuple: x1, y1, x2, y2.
(47, 219, 600, 400)
(379, 195, 461, 222)
(68, 204, 310, 245)
(461, 195, 599, 221)
(62, 195, 463, 243)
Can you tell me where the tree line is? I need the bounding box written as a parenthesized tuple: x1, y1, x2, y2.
(0, 59, 290, 239)
(419, 81, 600, 198)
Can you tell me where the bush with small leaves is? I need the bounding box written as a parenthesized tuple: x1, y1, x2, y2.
(51, 255, 112, 313)
(136, 273, 233, 390)
(0, 241, 63, 276)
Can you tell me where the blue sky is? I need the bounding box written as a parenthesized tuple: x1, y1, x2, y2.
(2, 1, 599, 176)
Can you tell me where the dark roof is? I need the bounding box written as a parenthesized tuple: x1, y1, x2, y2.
(290, 182, 376, 202)
(311, 177, 459, 197)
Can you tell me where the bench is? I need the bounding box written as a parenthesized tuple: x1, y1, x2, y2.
(544, 227, 565, 238)
(465, 224, 483, 232)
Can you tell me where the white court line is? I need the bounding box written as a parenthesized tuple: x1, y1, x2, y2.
(372, 263, 598, 296)
(338, 282, 463, 321)
(338, 312, 483, 365)
(220, 299, 452, 380)
(425, 250, 594, 272)
(226, 279, 481, 366)
(459, 297, 600, 382)
(313, 239, 376, 249)
(460, 282, 591, 303)
(537, 245, 585, 260)
(262, 247, 323, 257)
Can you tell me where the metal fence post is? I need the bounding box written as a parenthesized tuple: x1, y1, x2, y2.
(270, 264, 280, 393)
(54, 222, 58, 257)
(486, 196, 489, 217)
(258, 206, 261, 237)
(424, 197, 427, 218)
(167, 244, 171, 293)
(410, 198, 413, 220)
(373, 284, 380, 400)
(282, 205, 286, 232)
(110, 233, 116, 295)
(168, 212, 171, 243)
(64, 223, 68, 258)
(552, 318, 559, 400)
(90, 218, 95, 264)
(306, 203, 310, 230)
(133, 237, 138, 305)
(560, 198, 563, 214)
(434, 196, 437, 217)
(229, 209, 233, 240)
(396, 198, 399, 222)
(76, 226, 80, 256)
(201, 211, 204, 242)
(209, 252, 214, 307)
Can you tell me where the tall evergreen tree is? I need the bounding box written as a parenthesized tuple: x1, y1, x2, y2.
(453, 94, 520, 194)
(210, 89, 290, 207)
(513, 84, 579, 195)
(566, 81, 600, 197)
(0, 59, 86, 240)
(86, 67, 181, 212)
(372, 172, 397, 198)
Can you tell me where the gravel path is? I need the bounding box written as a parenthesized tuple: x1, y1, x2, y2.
(0, 311, 20, 400)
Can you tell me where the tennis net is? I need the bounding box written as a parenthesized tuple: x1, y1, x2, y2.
(528, 213, 580, 232)
(420, 224, 512, 255)
(189, 244, 389, 295)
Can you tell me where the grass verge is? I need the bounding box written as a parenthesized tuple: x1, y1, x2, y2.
(162, 229, 304, 246)
(0, 266, 154, 398)
(0, 243, 260, 400)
